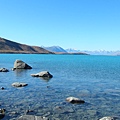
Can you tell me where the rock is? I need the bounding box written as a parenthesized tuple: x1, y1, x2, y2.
(12, 82, 28, 87)
(1, 87, 5, 90)
(66, 97, 85, 104)
(31, 71, 53, 78)
(26, 109, 34, 114)
(12, 59, 32, 70)
(0, 109, 5, 119)
(0, 68, 9, 72)
(99, 116, 118, 120)
(17, 115, 49, 120)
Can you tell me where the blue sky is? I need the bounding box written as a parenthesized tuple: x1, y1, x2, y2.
(0, 0, 120, 50)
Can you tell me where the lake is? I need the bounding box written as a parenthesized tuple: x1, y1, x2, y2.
(0, 54, 120, 120)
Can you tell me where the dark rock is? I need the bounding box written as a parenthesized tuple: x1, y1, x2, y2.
(26, 110, 34, 114)
(31, 71, 53, 78)
(0, 109, 5, 119)
(17, 115, 49, 120)
(66, 97, 85, 104)
(12, 82, 28, 87)
(0, 68, 9, 72)
(1, 87, 5, 90)
(12, 60, 32, 70)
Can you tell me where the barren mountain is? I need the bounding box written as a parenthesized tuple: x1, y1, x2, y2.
(0, 37, 53, 54)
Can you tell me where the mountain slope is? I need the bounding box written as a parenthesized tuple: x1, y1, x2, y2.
(0, 37, 53, 54)
(43, 46, 67, 53)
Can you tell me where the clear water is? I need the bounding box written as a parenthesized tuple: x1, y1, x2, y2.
(0, 54, 120, 120)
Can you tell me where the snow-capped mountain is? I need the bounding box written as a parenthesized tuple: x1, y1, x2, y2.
(42, 45, 120, 55)
(42, 46, 67, 53)
(66, 48, 120, 55)
(65, 48, 81, 53)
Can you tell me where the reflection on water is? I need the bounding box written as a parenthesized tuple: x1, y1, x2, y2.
(14, 69, 31, 77)
(39, 77, 52, 82)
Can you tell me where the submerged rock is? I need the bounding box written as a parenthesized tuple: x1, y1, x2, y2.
(31, 71, 53, 78)
(0, 68, 9, 72)
(12, 59, 32, 70)
(12, 82, 28, 87)
(17, 115, 49, 120)
(66, 97, 85, 104)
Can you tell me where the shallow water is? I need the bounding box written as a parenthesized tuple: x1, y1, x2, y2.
(0, 54, 120, 120)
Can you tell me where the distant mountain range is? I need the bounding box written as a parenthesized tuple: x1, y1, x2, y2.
(0, 37, 87, 55)
(66, 48, 120, 55)
(0, 37, 53, 54)
(42, 46, 120, 55)
(42, 46, 88, 55)
(1, 37, 119, 55)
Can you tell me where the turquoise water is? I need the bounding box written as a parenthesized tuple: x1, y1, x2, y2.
(0, 54, 120, 120)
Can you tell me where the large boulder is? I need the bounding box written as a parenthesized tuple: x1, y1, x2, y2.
(12, 60, 32, 70)
(12, 82, 28, 87)
(66, 97, 85, 104)
(0, 68, 9, 72)
(17, 115, 49, 120)
(31, 71, 53, 78)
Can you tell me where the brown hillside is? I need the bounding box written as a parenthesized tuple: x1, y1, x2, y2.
(0, 37, 53, 54)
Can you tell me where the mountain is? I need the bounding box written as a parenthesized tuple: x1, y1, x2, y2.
(43, 46, 67, 53)
(79, 50, 120, 55)
(0, 37, 53, 54)
(66, 48, 81, 53)
(43, 46, 88, 55)
(66, 48, 120, 55)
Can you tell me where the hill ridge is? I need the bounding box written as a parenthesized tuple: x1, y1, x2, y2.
(0, 37, 53, 54)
